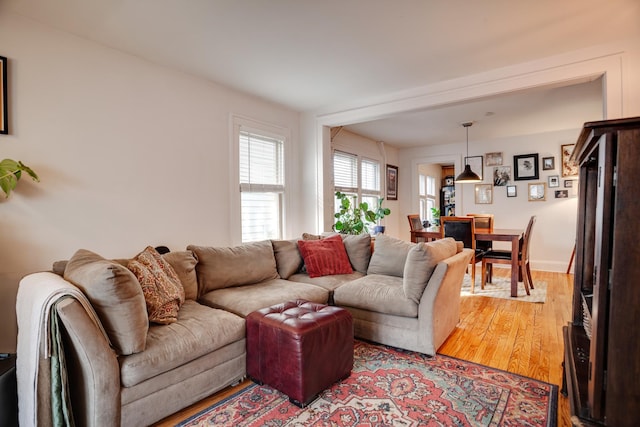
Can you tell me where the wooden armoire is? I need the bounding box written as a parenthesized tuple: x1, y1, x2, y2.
(563, 117, 640, 426)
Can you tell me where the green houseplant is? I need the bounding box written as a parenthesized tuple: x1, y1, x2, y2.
(430, 207, 441, 226)
(0, 159, 39, 197)
(333, 191, 391, 235)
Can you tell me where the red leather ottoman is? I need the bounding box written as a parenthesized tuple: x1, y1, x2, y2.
(246, 300, 353, 407)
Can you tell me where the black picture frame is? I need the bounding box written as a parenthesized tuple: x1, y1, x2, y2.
(514, 153, 539, 181)
(0, 56, 7, 135)
(506, 185, 517, 197)
(386, 164, 398, 200)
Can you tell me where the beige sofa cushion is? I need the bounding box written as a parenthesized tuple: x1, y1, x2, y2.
(188, 241, 279, 294)
(271, 239, 303, 279)
(403, 238, 457, 303)
(198, 278, 329, 317)
(340, 233, 372, 274)
(64, 249, 148, 355)
(367, 234, 413, 277)
(162, 251, 198, 300)
(119, 300, 245, 387)
(333, 274, 418, 318)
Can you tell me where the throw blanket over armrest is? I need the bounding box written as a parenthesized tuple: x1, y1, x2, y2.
(16, 272, 111, 427)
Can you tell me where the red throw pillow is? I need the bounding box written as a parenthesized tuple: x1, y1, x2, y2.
(297, 234, 353, 278)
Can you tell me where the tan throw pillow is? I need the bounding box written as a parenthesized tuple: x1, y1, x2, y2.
(367, 234, 414, 277)
(403, 238, 457, 303)
(128, 246, 186, 324)
(64, 249, 148, 355)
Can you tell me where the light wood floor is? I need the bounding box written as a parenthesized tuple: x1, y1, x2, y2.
(154, 269, 573, 426)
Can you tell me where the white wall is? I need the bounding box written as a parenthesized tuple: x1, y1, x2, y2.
(0, 13, 301, 352)
(399, 128, 584, 273)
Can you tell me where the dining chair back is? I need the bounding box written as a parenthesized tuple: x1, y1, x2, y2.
(481, 215, 536, 295)
(407, 214, 423, 231)
(441, 216, 484, 291)
(467, 213, 494, 252)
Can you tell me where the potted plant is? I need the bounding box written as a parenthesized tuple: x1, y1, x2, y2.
(333, 191, 391, 235)
(430, 207, 441, 226)
(367, 198, 391, 235)
(0, 159, 39, 197)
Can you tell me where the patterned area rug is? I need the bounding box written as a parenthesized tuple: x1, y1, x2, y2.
(461, 274, 547, 303)
(177, 341, 557, 427)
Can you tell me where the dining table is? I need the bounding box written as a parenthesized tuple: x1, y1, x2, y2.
(411, 226, 525, 297)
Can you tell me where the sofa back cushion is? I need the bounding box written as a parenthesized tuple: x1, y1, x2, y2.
(271, 239, 303, 279)
(340, 234, 372, 274)
(162, 251, 198, 300)
(403, 238, 457, 303)
(188, 240, 279, 294)
(367, 234, 413, 277)
(63, 249, 148, 355)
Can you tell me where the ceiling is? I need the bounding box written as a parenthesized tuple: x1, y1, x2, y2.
(4, 0, 639, 146)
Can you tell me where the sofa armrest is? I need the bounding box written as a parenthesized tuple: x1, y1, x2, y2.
(56, 298, 121, 427)
(417, 248, 473, 354)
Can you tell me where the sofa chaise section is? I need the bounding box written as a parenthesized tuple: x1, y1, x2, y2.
(334, 236, 472, 355)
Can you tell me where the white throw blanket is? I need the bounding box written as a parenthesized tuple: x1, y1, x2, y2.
(16, 272, 109, 427)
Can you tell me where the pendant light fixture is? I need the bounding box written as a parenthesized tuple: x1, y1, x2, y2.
(455, 122, 482, 183)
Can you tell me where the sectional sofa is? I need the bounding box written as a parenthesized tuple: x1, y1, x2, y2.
(16, 233, 472, 427)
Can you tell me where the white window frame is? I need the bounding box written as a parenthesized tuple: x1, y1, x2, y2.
(333, 149, 382, 222)
(230, 115, 290, 244)
(419, 174, 437, 223)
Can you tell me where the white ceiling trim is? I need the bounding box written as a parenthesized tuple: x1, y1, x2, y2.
(315, 49, 623, 128)
(314, 49, 624, 231)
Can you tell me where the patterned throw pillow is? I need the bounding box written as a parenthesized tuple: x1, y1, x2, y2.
(128, 246, 185, 324)
(297, 234, 353, 278)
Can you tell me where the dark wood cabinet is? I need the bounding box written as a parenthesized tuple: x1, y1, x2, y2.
(563, 117, 640, 426)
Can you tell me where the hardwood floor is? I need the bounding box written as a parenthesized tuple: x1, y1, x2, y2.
(439, 269, 573, 426)
(154, 269, 573, 426)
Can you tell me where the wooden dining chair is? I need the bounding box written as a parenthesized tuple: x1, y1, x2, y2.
(467, 213, 494, 279)
(440, 216, 485, 292)
(407, 214, 423, 231)
(481, 215, 536, 295)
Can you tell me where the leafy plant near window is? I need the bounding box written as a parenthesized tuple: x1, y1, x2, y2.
(333, 191, 391, 235)
(0, 159, 39, 197)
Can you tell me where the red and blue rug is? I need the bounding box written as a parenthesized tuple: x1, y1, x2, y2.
(178, 341, 557, 426)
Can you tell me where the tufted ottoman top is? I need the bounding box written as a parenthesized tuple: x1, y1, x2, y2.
(250, 299, 348, 335)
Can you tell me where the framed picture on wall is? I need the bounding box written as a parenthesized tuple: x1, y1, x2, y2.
(514, 153, 539, 180)
(561, 144, 579, 177)
(474, 183, 493, 204)
(0, 56, 7, 135)
(492, 166, 511, 186)
(485, 152, 503, 166)
(548, 175, 560, 188)
(506, 185, 517, 197)
(386, 164, 398, 200)
(528, 182, 546, 201)
(542, 156, 555, 170)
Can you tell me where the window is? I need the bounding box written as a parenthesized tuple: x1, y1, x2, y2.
(419, 174, 436, 223)
(239, 128, 285, 242)
(333, 150, 381, 217)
